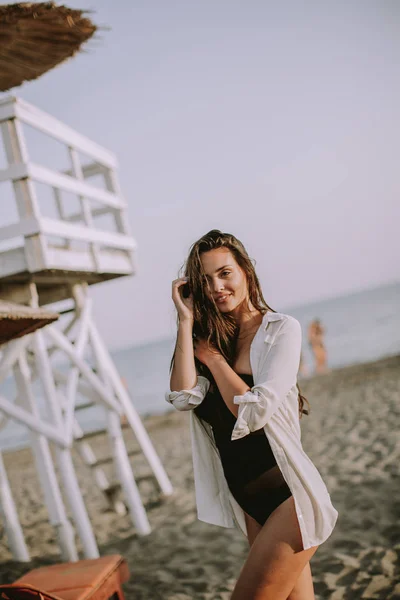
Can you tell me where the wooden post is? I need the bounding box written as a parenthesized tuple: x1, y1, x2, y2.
(87, 313, 151, 535)
(89, 320, 173, 497)
(32, 327, 99, 559)
(0, 118, 48, 272)
(0, 451, 30, 562)
(14, 354, 78, 562)
(68, 147, 100, 271)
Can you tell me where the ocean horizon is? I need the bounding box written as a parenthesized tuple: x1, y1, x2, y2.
(0, 279, 399, 451)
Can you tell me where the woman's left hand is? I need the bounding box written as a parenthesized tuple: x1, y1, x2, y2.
(193, 337, 223, 366)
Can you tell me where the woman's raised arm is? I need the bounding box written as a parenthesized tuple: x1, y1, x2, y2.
(166, 278, 210, 410)
(170, 318, 197, 392)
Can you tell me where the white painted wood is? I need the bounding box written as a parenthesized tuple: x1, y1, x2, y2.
(0, 412, 9, 433)
(0, 162, 27, 182)
(69, 147, 101, 272)
(0, 120, 48, 272)
(59, 395, 127, 517)
(44, 326, 122, 414)
(0, 247, 26, 278)
(103, 169, 135, 274)
(0, 217, 40, 242)
(0, 451, 30, 562)
(67, 206, 111, 223)
(64, 162, 107, 179)
(0, 163, 124, 209)
(0, 393, 67, 447)
(44, 246, 133, 275)
(0, 96, 135, 281)
(21, 347, 126, 516)
(0, 338, 30, 384)
(39, 217, 136, 249)
(107, 409, 151, 534)
(53, 368, 98, 404)
(0, 97, 16, 123)
(96, 249, 134, 274)
(53, 187, 71, 249)
(0, 96, 117, 168)
(0, 97, 169, 550)
(0, 114, 29, 163)
(64, 293, 91, 443)
(55, 381, 127, 516)
(14, 355, 78, 561)
(32, 329, 99, 559)
(88, 318, 151, 535)
(0, 239, 134, 277)
(89, 322, 174, 497)
(29, 163, 126, 209)
(46, 246, 95, 272)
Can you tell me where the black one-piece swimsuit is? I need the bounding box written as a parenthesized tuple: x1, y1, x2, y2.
(194, 373, 292, 526)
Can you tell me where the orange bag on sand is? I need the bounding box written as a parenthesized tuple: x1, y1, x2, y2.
(0, 584, 61, 599)
(0, 554, 130, 600)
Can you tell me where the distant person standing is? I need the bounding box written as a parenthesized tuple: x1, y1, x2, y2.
(308, 319, 328, 374)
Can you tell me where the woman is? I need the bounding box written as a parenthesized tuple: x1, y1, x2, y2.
(308, 319, 328, 374)
(166, 230, 337, 599)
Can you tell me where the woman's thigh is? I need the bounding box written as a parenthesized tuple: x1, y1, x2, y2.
(231, 496, 318, 600)
(244, 511, 262, 547)
(287, 562, 315, 600)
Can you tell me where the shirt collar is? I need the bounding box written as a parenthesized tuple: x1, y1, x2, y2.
(264, 311, 285, 327)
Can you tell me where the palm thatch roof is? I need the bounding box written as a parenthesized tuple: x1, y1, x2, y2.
(0, 299, 59, 344)
(0, 2, 97, 92)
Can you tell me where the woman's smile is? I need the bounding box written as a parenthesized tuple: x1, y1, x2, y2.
(215, 293, 232, 304)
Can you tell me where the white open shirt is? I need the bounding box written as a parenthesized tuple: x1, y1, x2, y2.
(165, 311, 338, 550)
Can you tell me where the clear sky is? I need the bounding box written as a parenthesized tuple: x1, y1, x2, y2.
(1, 1, 399, 350)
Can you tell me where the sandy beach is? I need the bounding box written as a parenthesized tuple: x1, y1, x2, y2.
(0, 354, 399, 599)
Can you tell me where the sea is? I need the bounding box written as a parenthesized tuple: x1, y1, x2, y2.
(0, 280, 399, 451)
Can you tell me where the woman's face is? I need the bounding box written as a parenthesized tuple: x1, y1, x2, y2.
(200, 248, 248, 314)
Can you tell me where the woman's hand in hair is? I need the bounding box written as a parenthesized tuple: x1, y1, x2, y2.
(193, 337, 224, 367)
(172, 277, 194, 323)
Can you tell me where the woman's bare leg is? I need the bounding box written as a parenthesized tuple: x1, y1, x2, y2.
(244, 511, 315, 599)
(287, 562, 315, 600)
(244, 511, 262, 547)
(231, 496, 318, 600)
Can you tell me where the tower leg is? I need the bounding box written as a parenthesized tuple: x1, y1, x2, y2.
(14, 355, 78, 562)
(0, 451, 30, 562)
(32, 329, 99, 558)
(90, 322, 174, 496)
(85, 307, 151, 535)
(107, 410, 151, 535)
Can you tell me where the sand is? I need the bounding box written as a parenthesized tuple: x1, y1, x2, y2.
(0, 354, 399, 599)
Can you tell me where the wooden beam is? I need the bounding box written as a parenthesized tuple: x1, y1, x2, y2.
(64, 162, 107, 179)
(0, 217, 39, 242)
(66, 207, 112, 223)
(0, 96, 118, 168)
(29, 163, 126, 209)
(39, 217, 136, 250)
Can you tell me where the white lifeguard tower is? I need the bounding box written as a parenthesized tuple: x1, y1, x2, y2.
(0, 95, 173, 562)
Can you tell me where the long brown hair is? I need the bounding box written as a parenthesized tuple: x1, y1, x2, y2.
(170, 229, 309, 417)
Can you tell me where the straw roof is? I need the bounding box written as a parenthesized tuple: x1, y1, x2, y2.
(0, 299, 59, 344)
(0, 2, 97, 92)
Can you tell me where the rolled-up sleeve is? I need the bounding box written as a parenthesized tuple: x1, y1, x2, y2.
(231, 317, 301, 440)
(165, 375, 210, 411)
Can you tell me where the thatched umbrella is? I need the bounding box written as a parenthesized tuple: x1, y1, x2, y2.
(0, 299, 59, 344)
(0, 2, 98, 92)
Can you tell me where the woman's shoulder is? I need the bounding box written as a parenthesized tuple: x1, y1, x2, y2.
(265, 311, 300, 328)
(263, 312, 301, 344)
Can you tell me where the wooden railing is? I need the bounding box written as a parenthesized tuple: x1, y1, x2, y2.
(0, 95, 135, 279)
